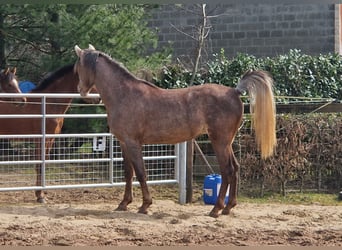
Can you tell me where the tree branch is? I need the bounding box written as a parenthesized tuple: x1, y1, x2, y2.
(189, 4, 207, 86)
(170, 22, 196, 40)
(3, 30, 51, 54)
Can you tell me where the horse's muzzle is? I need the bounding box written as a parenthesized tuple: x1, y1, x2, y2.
(77, 85, 87, 97)
(15, 97, 27, 107)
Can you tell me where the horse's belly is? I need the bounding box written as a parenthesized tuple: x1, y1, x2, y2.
(142, 123, 207, 145)
(107, 111, 207, 144)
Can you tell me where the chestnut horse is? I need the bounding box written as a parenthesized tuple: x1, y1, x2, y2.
(0, 64, 97, 203)
(0, 67, 27, 103)
(74, 45, 276, 218)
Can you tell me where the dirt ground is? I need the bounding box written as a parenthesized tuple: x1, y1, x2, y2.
(0, 185, 341, 246)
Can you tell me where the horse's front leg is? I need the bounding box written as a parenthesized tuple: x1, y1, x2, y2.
(120, 140, 152, 214)
(132, 150, 152, 214)
(116, 147, 134, 211)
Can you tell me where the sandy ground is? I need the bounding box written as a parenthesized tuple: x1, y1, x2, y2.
(0, 185, 341, 246)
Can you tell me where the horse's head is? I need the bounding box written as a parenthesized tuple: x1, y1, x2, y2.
(74, 44, 98, 97)
(0, 67, 27, 104)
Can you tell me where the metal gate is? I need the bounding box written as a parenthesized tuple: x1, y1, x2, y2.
(0, 93, 187, 203)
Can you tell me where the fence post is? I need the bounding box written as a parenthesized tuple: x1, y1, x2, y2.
(41, 96, 46, 188)
(177, 141, 187, 204)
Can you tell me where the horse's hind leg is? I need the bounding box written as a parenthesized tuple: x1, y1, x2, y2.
(222, 152, 239, 215)
(34, 141, 45, 203)
(34, 139, 55, 203)
(208, 131, 238, 218)
(35, 164, 45, 203)
(207, 143, 229, 217)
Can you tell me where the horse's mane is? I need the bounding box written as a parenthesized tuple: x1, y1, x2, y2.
(85, 50, 158, 89)
(32, 64, 75, 92)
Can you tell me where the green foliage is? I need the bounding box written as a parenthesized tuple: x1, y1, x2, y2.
(156, 49, 342, 100)
(63, 104, 108, 134)
(0, 4, 171, 81)
(0, 5, 71, 80)
(155, 64, 195, 89)
(73, 5, 168, 68)
(207, 49, 262, 87)
(264, 49, 342, 99)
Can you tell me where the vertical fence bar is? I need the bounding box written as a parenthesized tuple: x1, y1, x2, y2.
(109, 134, 114, 184)
(174, 143, 179, 182)
(41, 96, 46, 188)
(177, 141, 187, 204)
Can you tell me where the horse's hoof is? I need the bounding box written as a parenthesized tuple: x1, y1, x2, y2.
(222, 203, 236, 215)
(115, 205, 128, 211)
(222, 208, 230, 215)
(37, 197, 46, 203)
(209, 210, 219, 218)
(138, 207, 148, 214)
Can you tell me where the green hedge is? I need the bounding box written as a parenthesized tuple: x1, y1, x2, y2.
(155, 49, 342, 100)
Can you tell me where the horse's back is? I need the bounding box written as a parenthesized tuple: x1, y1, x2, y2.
(188, 84, 243, 127)
(176, 84, 243, 118)
(113, 83, 243, 144)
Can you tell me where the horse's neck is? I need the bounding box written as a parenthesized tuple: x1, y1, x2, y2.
(96, 58, 159, 107)
(31, 75, 77, 113)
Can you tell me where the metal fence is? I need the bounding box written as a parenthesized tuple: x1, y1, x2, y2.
(0, 93, 187, 203)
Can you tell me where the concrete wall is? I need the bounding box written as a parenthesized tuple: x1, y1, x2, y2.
(147, 4, 336, 59)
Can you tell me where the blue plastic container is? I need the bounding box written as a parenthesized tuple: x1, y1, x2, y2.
(203, 174, 229, 205)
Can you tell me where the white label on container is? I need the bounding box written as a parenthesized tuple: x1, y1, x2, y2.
(204, 189, 213, 197)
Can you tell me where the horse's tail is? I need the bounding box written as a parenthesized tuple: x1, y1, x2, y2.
(236, 69, 276, 159)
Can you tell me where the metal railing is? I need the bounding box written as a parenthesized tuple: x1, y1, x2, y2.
(0, 93, 187, 203)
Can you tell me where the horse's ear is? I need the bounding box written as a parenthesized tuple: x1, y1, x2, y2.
(242, 69, 253, 78)
(75, 45, 82, 57)
(88, 44, 95, 50)
(11, 67, 16, 75)
(4, 68, 9, 75)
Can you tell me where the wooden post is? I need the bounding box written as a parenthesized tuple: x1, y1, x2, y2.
(186, 139, 194, 203)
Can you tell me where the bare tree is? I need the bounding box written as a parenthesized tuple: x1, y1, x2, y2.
(170, 4, 221, 202)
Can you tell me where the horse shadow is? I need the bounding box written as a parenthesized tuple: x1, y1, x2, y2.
(0, 203, 186, 222)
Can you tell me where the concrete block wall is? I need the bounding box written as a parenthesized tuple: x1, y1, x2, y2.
(147, 4, 336, 59)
